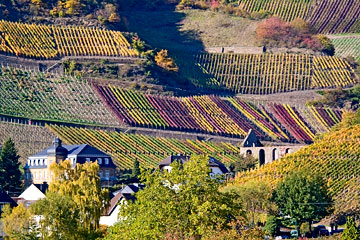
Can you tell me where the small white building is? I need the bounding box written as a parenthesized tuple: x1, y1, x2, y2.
(100, 188, 138, 226)
(16, 183, 47, 208)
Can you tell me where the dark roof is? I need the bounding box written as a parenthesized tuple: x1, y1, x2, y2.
(158, 155, 229, 174)
(121, 183, 145, 194)
(30, 144, 111, 159)
(158, 155, 190, 168)
(241, 129, 263, 147)
(34, 183, 48, 194)
(103, 192, 136, 216)
(0, 189, 17, 207)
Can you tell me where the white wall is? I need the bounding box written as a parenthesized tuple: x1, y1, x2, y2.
(19, 184, 45, 201)
(100, 205, 121, 226)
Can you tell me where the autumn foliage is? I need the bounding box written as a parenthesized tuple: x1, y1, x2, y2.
(155, 49, 179, 72)
(256, 17, 333, 52)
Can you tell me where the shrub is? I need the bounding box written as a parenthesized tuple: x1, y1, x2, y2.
(155, 49, 179, 72)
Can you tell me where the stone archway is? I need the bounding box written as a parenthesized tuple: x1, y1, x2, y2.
(246, 149, 252, 156)
(285, 148, 292, 154)
(272, 148, 279, 160)
(259, 149, 265, 165)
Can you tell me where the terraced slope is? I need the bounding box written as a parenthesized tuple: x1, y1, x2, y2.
(0, 68, 120, 126)
(233, 123, 360, 216)
(95, 85, 343, 143)
(239, 0, 313, 22)
(0, 122, 54, 164)
(47, 124, 244, 169)
(307, 0, 360, 34)
(194, 53, 357, 94)
(0, 20, 138, 59)
(236, 0, 360, 33)
(330, 35, 360, 62)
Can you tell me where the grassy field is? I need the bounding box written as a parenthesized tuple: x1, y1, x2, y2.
(121, 9, 259, 52)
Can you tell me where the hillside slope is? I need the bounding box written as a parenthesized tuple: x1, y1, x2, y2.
(232, 115, 360, 218)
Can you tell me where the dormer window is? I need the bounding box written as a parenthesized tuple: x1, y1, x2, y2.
(28, 160, 31, 166)
(105, 158, 109, 165)
(97, 158, 102, 164)
(43, 159, 46, 165)
(33, 159, 36, 166)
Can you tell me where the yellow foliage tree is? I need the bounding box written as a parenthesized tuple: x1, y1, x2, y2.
(64, 0, 81, 15)
(49, 160, 109, 232)
(1, 204, 34, 238)
(155, 49, 179, 72)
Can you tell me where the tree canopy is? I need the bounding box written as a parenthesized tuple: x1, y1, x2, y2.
(0, 138, 22, 193)
(106, 155, 244, 240)
(273, 170, 333, 231)
(49, 160, 110, 233)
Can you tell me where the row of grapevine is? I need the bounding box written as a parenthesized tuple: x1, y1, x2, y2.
(307, 0, 360, 34)
(239, 0, 312, 22)
(233, 122, 360, 217)
(96, 84, 343, 143)
(330, 35, 360, 62)
(0, 67, 120, 126)
(47, 124, 243, 169)
(236, 0, 360, 33)
(194, 53, 357, 94)
(0, 121, 55, 164)
(0, 20, 137, 59)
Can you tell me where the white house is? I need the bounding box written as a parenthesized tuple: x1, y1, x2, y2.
(16, 183, 47, 208)
(100, 190, 137, 226)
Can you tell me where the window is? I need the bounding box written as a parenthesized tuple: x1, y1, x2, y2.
(105, 158, 109, 165)
(39, 172, 42, 180)
(105, 170, 110, 179)
(99, 170, 103, 178)
(33, 159, 36, 166)
(97, 158, 102, 164)
(38, 159, 41, 166)
(43, 159, 46, 165)
(34, 172, 37, 179)
(86, 158, 91, 163)
(28, 160, 31, 166)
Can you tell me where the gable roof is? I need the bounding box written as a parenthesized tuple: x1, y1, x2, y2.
(19, 184, 46, 201)
(241, 129, 263, 147)
(29, 144, 111, 159)
(103, 192, 136, 216)
(0, 189, 17, 207)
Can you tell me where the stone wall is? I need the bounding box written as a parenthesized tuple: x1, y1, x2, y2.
(240, 145, 304, 165)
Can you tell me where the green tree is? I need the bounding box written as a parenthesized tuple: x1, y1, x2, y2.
(105, 155, 244, 240)
(0, 138, 22, 193)
(132, 159, 140, 179)
(31, 192, 79, 240)
(224, 180, 275, 226)
(1, 203, 35, 239)
(342, 217, 360, 240)
(49, 160, 109, 237)
(264, 215, 279, 237)
(273, 171, 333, 233)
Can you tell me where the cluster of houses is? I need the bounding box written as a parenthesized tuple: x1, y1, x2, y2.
(0, 137, 231, 228)
(1, 131, 302, 233)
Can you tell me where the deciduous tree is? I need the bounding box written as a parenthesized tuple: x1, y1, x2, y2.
(105, 155, 244, 239)
(273, 171, 333, 232)
(49, 160, 109, 235)
(342, 217, 360, 240)
(1, 203, 35, 239)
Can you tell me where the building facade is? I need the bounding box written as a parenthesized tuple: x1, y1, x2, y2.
(24, 137, 117, 187)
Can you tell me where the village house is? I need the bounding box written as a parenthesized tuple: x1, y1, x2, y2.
(24, 137, 117, 187)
